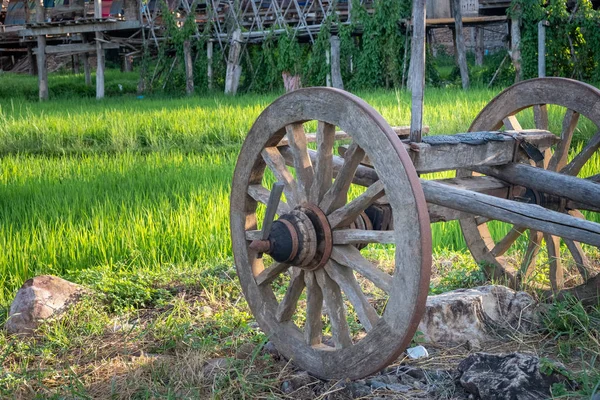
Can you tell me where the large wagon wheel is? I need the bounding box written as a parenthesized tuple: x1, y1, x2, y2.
(230, 88, 431, 379)
(459, 78, 600, 301)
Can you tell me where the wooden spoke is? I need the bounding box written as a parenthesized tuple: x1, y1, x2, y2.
(304, 271, 323, 346)
(327, 180, 385, 229)
(564, 239, 592, 280)
(319, 142, 366, 214)
(276, 268, 306, 322)
(491, 226, 526, 257)
(545, 234, 564, 291)
(561, 131, 600, 176)
(519, 230, 542, 281)
(248, 185, 291, 215)
(503, 115, 522, 130)
(309, 121, 335, 204)
(533, 104, 549, 130)
(330, 245, 392, 293)
(332, 230, 395, 245)
(255, 262, 289, 286)
(325, 261, 379, 332)
(262, 147, 304, 206)
(246, 230, 262, 241)
(548, 109, 580, 172)
(314, 269, 353, 349)
(285, 123, 314, 199)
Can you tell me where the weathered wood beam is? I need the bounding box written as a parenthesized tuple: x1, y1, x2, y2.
(422, 179, 600, 247)
(34, 42, 119, 54)
(330, 35, 343, 89)
(277, 126, 428, 147)
(452, 0, 469, 89)
(408, 0, 426, 142)
(19, 20, 141, 36)
(472, 163, 600, 211)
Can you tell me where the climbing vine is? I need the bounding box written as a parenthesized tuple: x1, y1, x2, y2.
(515, 0, 600, 81)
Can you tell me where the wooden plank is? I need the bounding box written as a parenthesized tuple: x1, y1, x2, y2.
(332, 230, 395, 245)
(20, 20, 141, 36)
(277, 126, 428, 146)
(285, 123, 314, 200)
(35, 42, 119, 54)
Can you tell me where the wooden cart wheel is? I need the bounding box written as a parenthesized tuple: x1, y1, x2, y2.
(459, 78, 600, 301)
(230, 88, 431, 379)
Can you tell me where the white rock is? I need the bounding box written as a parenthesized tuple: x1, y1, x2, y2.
(5, 275, 87, 335)
(418, 285, 539, 344)
(406, 345, 429, 359)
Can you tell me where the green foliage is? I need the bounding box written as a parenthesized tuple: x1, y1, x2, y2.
(543, 295, 593, 338)
(516, 0, 600, 80)
(73, 266, 172, 312)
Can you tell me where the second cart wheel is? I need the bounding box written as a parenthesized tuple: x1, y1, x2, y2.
(459, 78, 600, 300)
(230, 88, 431, 379)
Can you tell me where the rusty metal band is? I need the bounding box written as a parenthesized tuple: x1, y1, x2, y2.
(278, 218, 299, 263)
(301, 203, 333, 271)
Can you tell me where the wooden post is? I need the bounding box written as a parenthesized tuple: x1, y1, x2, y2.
(538, 20, 546, 78)
(475, 26, 484, 66)
(225, 29, 242, 95)
(325, 48, 331, 87)
(183, 40, 194, 95)
(36, 0, 48, 101)
(510, 8, 522, 82)
(207, 40, 213, 90)
(408, 0, 426, 143)
(95, 0, 105, 99)
(452, 0, 470, 89)
(123, 55, 133, 72)
(330, 35, 343, 90)
(26, 44, 36, 75)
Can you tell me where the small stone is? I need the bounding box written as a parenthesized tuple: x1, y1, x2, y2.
(387, 383, 411, 393)
(466, 339, 482, 352)
(248, 321, 259, 329)
(280, 380, 294, 394)
(263, 341, 280, 359)
(591, 393, 600, 400)
(235, 342, 255, 360)
(368, 380, 387, 390)
(288, 371, 312, 389)
(5, 275, 87, 335)
(406, 345, 429, 359)
(199, 306, 213, 318)
(345, 382, 372, 398)
(203, 358, 229, 380)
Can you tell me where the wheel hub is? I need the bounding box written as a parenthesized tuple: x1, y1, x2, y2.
(250, 204, 333, 271)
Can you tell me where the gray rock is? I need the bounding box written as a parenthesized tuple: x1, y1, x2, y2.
(280, 380, 294, 394)
(288, 371, 312, 390)
(199, 305, 213, 318)
(203, 358, 229, 380)
(368, 380, 387, 390)
(263, 341, 280, 359)
(419, 285, 539, 344)
(458, 352, 569, 400)
(5, 275, 87, 335)
(344, 382, 372, 398)
(235, 342, 255, 360)
(387, 383, 411, 393)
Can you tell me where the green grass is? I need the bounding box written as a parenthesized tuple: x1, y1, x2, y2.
(0, 71, 598, 398)
(0, 73, 598, 305)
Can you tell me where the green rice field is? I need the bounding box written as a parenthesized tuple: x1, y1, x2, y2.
(0, 73, 598, 308)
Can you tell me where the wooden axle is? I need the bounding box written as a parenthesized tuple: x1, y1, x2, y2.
(472, 163, 600, 211)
